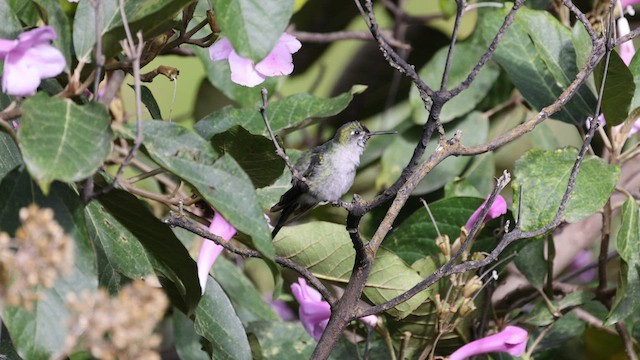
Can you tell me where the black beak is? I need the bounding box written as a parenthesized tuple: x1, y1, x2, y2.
(368, 130, 398, 136)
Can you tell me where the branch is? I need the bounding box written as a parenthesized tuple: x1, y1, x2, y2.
(354, 0, 434, 99)
(260, 88, 306, 183)
(293, 30, 410, 49)
(358, 114, 600, 317)
(164, 215, 337, 305)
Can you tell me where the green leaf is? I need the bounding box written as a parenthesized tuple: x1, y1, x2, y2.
(411, 43, 500, 123)
(387, 197, 506, 264)
(0, 130, 22, 181)
(97, 189, 201, 314)
(32, 0, 72, 69)
(594, 50, 635, 126)
(211, 126, 285, 188)
(173, 310, 210, 360)
(194, 86, 367, 138)
(513, 148, 620, 232)
(135, 121, 274, 260)
(444, 153, 495, 197)
(274, 222, 430, 318)
(606, 198, 640, 325)
(625, 49, 640, 111)
(195, 46, 278, 108)
(246, 321, 315, 359)
(127, 84, 162, 119)
(377, 112, 488, 195)
(101, 0, 197, 58)
(84, 201, 155, 281)
(212, 257, 279, 324)
(514, 237, 547, 289)
(195, 278, 252, 360)
(477, 6, 597, 125)
(0, 170, 97, 359)
(0, 0, 22, 38)
(19, 94, 113, 194)
(73, 0, 119, 62)
(211, 0, 294, 61)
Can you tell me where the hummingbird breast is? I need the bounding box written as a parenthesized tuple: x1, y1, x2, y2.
(307, 141, 364, 202)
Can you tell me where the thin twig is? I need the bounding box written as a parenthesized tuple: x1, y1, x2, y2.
(293, 30, 410, 49)
(439, 0, 465, 92)
(260, 88, 304, 181)
(93, 0, 104, 97)
(616, 322, 639, 360)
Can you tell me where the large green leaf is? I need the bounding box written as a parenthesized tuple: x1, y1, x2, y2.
(411, 43, 500, 123)
(195, 46, 278, 108)
(0, 169, 97, 359)
(477, 6, 597, 125)
(594, 50, 635, 126)
(386, 197, 506, 264)
(0, 130, 22, 181)
(173, 310, 210, 360)
(444, 153, 495, 198)
(84, 201, 155, 283)
(514, 237, 547, 289)
(211, 126, 285, 188)
(606, 198, 640, 325)
(133, 120, 274, 260)
(0, 0, 22, 38)
(194, 85, 367, 138)
(19, 94, 112, 194)
(513, 148, 620, 232)
(377, 112, 488, 195)
(625, 50, 640, 111)
(195, 278, 252, 360)
(274, 221, 430, 318)
(246, 321, 315, 359)
(97, 189, 201, 314)
(72, 0, 118, 62)
(211, 0, 294, 61)
(212, 257, 280, 325)
(100, 0, 197, 58)
(33, 0, 72, 69)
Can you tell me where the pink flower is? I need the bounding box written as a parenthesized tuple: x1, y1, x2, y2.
(291, 278, 332, 341)
(617, 16, 635, 66)
(264, 296, 296, 321)
(0, 26, 65, 96)
(291, 278, 377, 341)
(465, 195, 507, 232)
(622, 0, 640, 7)
(209, 33, 301, 87)
(448, 326, 528, 360)
(197, 211, 236, 293)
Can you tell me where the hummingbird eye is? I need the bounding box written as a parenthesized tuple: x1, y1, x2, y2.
(352, 130, 361, 136)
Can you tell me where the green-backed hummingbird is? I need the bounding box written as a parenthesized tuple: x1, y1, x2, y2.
(270, 121, 396, 237)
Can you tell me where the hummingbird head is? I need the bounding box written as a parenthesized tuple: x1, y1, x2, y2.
(334, 121, 396, 148)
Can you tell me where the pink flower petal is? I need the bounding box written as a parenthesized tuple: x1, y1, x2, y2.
(359, 315, 378, 327)
(449, 326, 528, 360)
(278, 33, 302, 54)
(23, 43, 66, 78)
(617, 17, 636, 66)
(622, 0, 640, 6)
(465, 195, 507, 232)
(209, 37, 233, 61)
(1, 26, 65, 96)
(291, 278, 332, 341)
(18, 26, 57, 46)
(196, 211, 237, 293)
(228, 50, 266, 87)
(197, 240, 224, 292)
(255, 34, 301, 77)
(0, 39, 17, 58)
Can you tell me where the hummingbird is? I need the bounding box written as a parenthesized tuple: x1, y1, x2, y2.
(270, 121, 396, 237)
